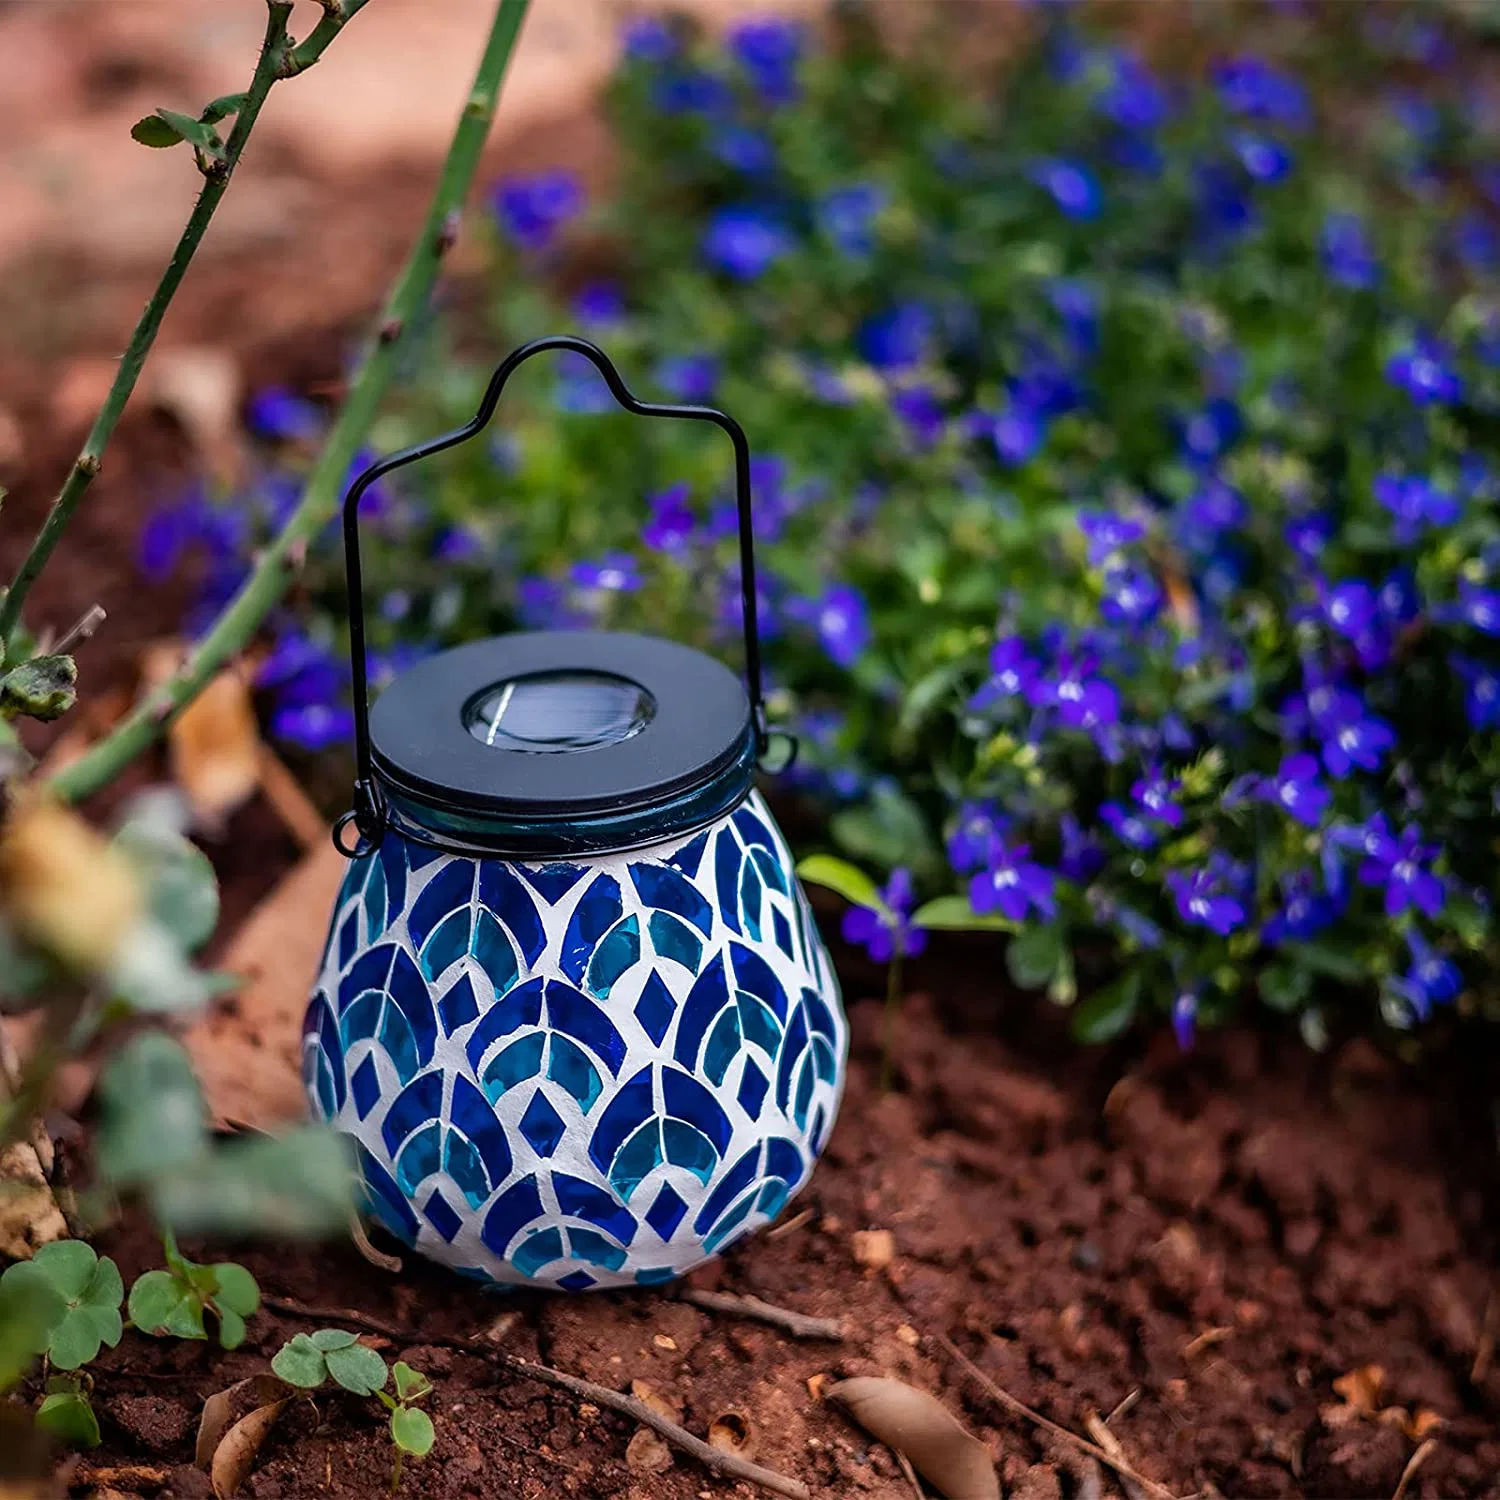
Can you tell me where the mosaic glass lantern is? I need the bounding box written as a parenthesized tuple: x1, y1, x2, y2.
(302, 336, 846, 1291)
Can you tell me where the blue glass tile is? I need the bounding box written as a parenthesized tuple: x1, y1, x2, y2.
(732, 805, 777, 851)
(395, 1122, 441, 1196)
(546, 1035, 604, 1114)
(568, 1227, 628, 1271)
(714, 830, 742, 936)
(772, 908, 794, 958)
(556, 1270, 596, 1291)
(545, 982, 626, 1075)
(673, 952, 730, 1071)
(338, 909, 359, 969)
(478, 863, 547, 966)
(314, 999, 346, 1112)
(634, 971, 676, 1046)
(560, 875, 623, 987)
(481, 1173, 543, 1258)
(517, 862, 590, 904)
(702, 1006, 742, 1087)
(662, 1067, 732, 1155)
(703, 1191, 758, 1255)
(386, 947, 437, 1067)
(362, 853, 387, 939)
(810, 1103, 828, 1156)
(629, 864, 714, 936)
(736, 992, 781, 1057)
(422, 1186, 463, 1243)
(470, 909, 519, 997)
(756, 1178, 791, 1222)
(351, 1053, 381, 1119)
(775, 1007, 809, 1115)
(665, 829, 709, 879)
(552, 1172, 636, 1244)
(588, 1065, 655, 1175)
(794, 1054, 815, 1129)
(736, 1059, 768, 1120)
(693, 1144, 760, 1235)
(739, 859, 764, 943)
(519, 1091, 566, 1158)
(751, 845, 790, 895)
(341, 944, 396, 1012)
(587, 915, 641, 999)
(510, 1226, 563, 1277)
(812, 1035, 838, 1085)
(311, 1049, 336, 1121)
(357, 1143, 418, 1244)
(443, 1131, 490, 1209)
(381, 1071, 444, 1155)
(729, 942, 787, 1021)
(376, 839, 404, 927)
(376, 1004, 419, 1083)
(649, 911, 702, 973)
(635, 1266, 676, 1285)
(407, 862, 472, 953)
(340, 991, 381, 1051)
(421, 908, 469, 982)
(451, 1074, 512, 1186)
(801, 987, 838, 1042)
(661, 1120, 718, 1185)
(480, 1032, 545, 1103)
(465, 977, 544, 1069)
(608, 1119, 663, 1200)
(438, 972, 480, 1034)
(765, 1140, 802, 1186)
(793, 891, 812, 973)
(645, 1181, 688, 1239)
(404, 841, 442, 872)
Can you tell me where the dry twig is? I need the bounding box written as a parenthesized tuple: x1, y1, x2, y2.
(261, 1296, 809, 1500)
(895, 1448, 926, 1499)
(1391, 1437, 1437, 1500)
(937, 1333, 1180, 1500)
(1472, 1287, 1498, 1384)
(767, 1206, 814, 1240)
(347, 1211, 402, 1274)
(681, 1287, 846, 1341)
(1085, 1411, 1149, 1500)
(1106, 1388, 1142, 1426)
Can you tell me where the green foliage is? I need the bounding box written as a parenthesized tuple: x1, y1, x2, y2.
(130, 109, 225, 163)
(0, 1242, 123, 1380)
(796, 854, 885, 914)
(0, 655, 77, 722)
(36, 1377, 100, 1449)
(272, 1329, 388, 1395)
(127, 1233, 260, 1351)
(113, 818, 219, 955)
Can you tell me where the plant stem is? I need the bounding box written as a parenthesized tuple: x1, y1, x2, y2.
(0, 0, 372, 648)
(879, 949, 903, 1093)
(50, 0, 533, 805)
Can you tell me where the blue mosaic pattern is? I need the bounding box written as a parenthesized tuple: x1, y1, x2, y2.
(303, 791, 845, 1290)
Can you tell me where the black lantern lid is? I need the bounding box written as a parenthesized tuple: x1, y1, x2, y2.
(368, 630, 754, 855)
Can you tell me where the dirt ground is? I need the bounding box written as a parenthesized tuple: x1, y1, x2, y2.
(1, 3, 1498, 1497)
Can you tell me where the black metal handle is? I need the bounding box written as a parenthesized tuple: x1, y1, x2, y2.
(337, 335, 768, 856)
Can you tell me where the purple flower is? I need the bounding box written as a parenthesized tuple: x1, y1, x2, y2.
(1285, 512, 1334, 560)
(1048, 279, 1099, 351)
(969, 842, 1057, 923)
(1179, 398, 1241, 462)
(1262, 870, 1340, 944)
(1177, 479, 1246, 551)
(857, 303, 931, 370)
(1100, 801, 1157, 849)
(1059, 813, 1105, 882)
(1030, 159, 1103, 220)
(1398, 929, 1462, 1020)
(818, 183, 887, 258)
(247, 387, 323, 442)
(891, 385, 945, 448)
(841, 867, 927, 962)
(1320, 212, 1378, 289)
(1213, 56, 1309, 128)
(728, 17, 803, 104)
(1377, 567, 1421, 626)
(1172, 991, 1197, 1051)
(1458, 581, 1500, 635)
(702, 207, 793, 280)
(1131, 769, 1183, 828)
(642, 483, 697, 554)
(711, 125, 775, 174)
(1043, 658, 1120, 732)
(794, 584, 869, 669)
(1232, 132, 1292, 182)
(1373, 472, 1459, 541)
(1312, 688, 1396, 779)
(1321, 579, 1377, 641)
(655, 354, 718, 403)
(572, 281, 625, 325)
(491, 170, 582, 252)
(571, 552, 642, 592)
(1114, 904, 1163, 950)
(1386, 338, 1462, 406)
(982, 403, 1046, 466)
(969, 637, 1040, 712)
(947, 803, 1006, 873)
(432, 525, 484, 564)
(1452, 655, 1500, 729)
(1101, 565, 1162, 628)
(1357, 823, 1445, 918)
(622, 16, 677, 63)
(1078, 510, 1146, 565)
(1166, 867, 1248, 936)
(652, 68, 733, 116)
(1100, 51, 1168, 131)
(1195, 163, 1253, 240)
(271, 700, 354, 752)
(554, 352, 613, 413)
(1262, 752, 1330, 827)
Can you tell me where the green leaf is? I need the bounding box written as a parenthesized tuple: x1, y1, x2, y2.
(324, 1341, 388, 1397)
(96, 1033, 208, 1185)
(126, 1270, 204, 1341)
(215, 1309, 247, 1351)
(80, 1256, 124, 1317)
(1288, 940, 1364, 984)
(0, 654, 77, 721)
(830, 782, 939, 877)
(210, 1263, 260, 1319)
(113, 820, 219, 955)
(310, 1328, 359, 1351)
(1006, 924, 1065, 990)
(794, 855, 884, 914)
(1071, 971, 1141, 1043)
(47, 1309, 104, 1372)
(390, 1406, 435, 1457)
(129, 108, 223, 158)
(200, 92, 248, 123)
(30, 1241, 98, 1302)
(392, 1362, 432, 1402)
(36, 1391, 100, 1449)
(1258, 962, 1311, 1014)
(0, 1262, 67, 1385)
(271, 1334, 328, 1389)
(911, 894, 1018, 933)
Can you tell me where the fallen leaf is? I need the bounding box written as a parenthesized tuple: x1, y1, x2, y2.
(1332, 1365, 1384, 1414)
(147, 347, 245, 488)
(1407, 1408, 1445, 1441)
(625, 1426, 673, 1474)
(0, 1140, 67, 1259)
(653, 1333, 678, 1352)
(210, 1399, 288, 1499)
(852, 1228, 895, 1271)
(806, 1374, 828, 1401)
(896, 1325, 921, 1347)
(708, 1410, 756, 1461)
(257, 744, 328, 851)
(630, 1379, 683, 1423)
(828, 1377, 999, 1500)
(196, 1376, 286, 1469)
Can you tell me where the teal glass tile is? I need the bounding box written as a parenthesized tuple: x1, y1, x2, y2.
(443, 1130, 491, 1209)
(510, 1226, 563, 1278)
(649, 911, 703, 973)
(394, 1122, 441, 1197)
(739, 858, 764, 943)
(547, 1034, 603, 1114)
(470, 908, 519, 996)
(587, 914, 641, 999)
(702, 1005, 742, 1087)
(480, 1032, 545, 1103)
(608, 1120, 663, 1199)
(420, 907, 470, 982)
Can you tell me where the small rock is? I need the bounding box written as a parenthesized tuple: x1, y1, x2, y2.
(169, 1466, 214, 1500)
(109, 1395, 193, 1454)
(1284, 1218, 1322, 1257)
(626, 1427, 673, 1474)
(1071, 1240, 1101, 1271)
(852, 1228, 895, 1271)
(461, 1443, 484, 1474)
(653, 1333, 678, 1351)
